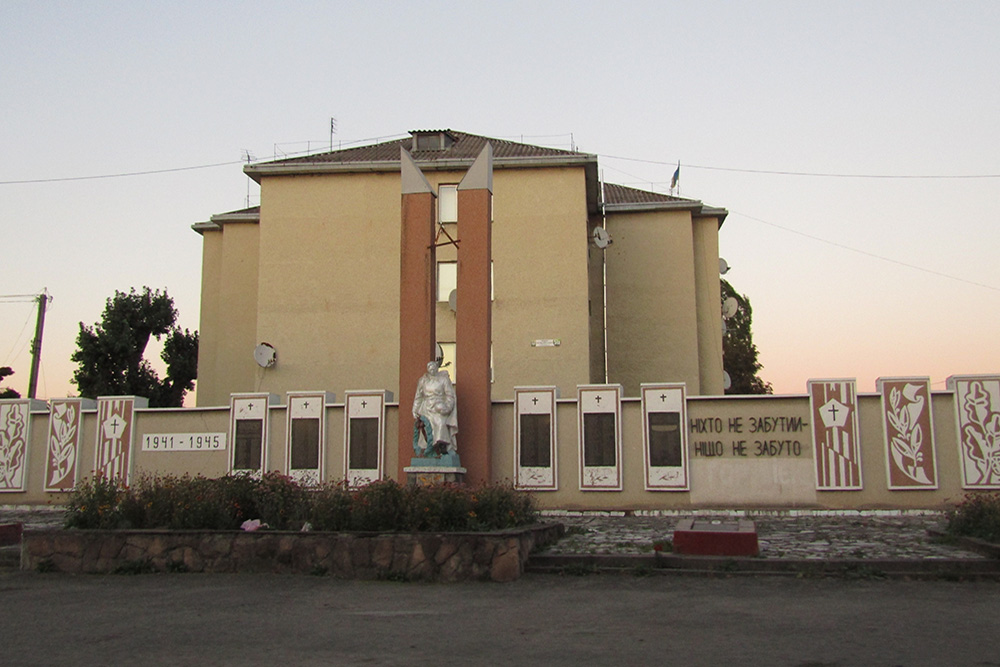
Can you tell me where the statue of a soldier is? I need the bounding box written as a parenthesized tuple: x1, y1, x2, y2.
(412, 360, 458, 457)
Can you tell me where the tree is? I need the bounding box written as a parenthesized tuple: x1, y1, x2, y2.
(0, 366, 20, 399)
(71, 287, 198, 407)
(721, 279, 773, 395)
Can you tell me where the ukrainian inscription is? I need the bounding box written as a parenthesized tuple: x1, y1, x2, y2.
(690, 414, 809, 458)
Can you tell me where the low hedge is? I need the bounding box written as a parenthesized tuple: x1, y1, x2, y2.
(947, 492, 1000, 543)
(64, 473, 537, 533)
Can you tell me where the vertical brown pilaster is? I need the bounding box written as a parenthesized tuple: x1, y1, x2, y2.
(398, 148, 437, 480)
(456, 145, 493, 485)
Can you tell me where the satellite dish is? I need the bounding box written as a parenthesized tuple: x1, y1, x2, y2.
(253, 342, 276, 368)
(435, 343, 444, 364)
(592, 227, 612, 249)
(722, 297, 739, 319)
(719, 258, 731, 275)
(723, 371, 732, 391)
(448, 289, 457, 312)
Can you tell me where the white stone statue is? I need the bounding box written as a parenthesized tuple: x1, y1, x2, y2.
(412, 361, 458, 457)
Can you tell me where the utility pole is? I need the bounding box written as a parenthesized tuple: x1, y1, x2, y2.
(27, 290, 50, 399)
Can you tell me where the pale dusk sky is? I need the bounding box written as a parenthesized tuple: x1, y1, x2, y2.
(3, 1, 998, 401)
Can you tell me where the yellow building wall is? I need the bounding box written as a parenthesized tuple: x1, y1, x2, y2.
(196, 222, 260, 406)
(604, 210, 702, 395)
(199, 165, 597, 404)
(693, 215, 724, 395)
(254, 172, 402, 400)
(490, 167, 594, 398)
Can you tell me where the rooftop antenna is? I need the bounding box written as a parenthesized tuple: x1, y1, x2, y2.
(330, 117, 338, 152)
(242, 149, 256, 208)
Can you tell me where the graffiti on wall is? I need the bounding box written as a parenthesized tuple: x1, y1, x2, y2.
(809, 379, 863, 491)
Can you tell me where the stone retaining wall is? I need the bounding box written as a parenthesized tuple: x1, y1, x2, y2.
(21, 523, 564, 582)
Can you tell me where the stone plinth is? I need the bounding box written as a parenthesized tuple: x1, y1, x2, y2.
(672, 519, 759, 556)
(405, 454, 466, 486)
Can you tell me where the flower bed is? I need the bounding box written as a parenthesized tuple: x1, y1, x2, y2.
(26, 473, 559, 581)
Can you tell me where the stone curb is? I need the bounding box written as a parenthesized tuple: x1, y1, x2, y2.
(525, 553, 1000, 580)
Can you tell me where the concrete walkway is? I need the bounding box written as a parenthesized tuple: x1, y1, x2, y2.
(537, 510, 976, 560)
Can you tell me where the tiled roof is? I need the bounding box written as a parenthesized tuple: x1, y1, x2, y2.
(602, 183, 697, 206)
(261, 130, 590, 166)
(214, 205, 260, 216)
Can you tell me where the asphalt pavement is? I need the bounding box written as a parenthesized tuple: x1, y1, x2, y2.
(2, 571, 1000, 666)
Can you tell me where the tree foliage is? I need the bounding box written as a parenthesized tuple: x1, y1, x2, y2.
(71, 287, 198, 407)
(0, 366, 20, 399)
(722, 279, 772, 395)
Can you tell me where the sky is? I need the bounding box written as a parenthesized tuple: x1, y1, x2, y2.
(2, 0, 998, 401)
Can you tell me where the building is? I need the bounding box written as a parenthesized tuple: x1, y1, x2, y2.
(192, 130, 728, 407)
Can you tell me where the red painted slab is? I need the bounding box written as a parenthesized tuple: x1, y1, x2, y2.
(672, 519, 759, 556)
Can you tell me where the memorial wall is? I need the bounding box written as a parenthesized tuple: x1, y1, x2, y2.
(2, 375, 997, 510)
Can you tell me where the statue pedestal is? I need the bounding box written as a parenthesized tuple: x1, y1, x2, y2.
(405, 454, 466, 486)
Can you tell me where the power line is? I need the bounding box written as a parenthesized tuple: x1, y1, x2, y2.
(4, 139, 999, 186)
(598, 154, 1000, 180)
(734, 210, 1000, 293)
(0, 160, 245, 185)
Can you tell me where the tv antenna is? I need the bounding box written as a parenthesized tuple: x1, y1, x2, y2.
(253, 342, 277, 368)
(591, 226, 612, 249)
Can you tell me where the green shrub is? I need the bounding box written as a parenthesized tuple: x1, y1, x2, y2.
(406, 483, 474, 531)
(308, 482, 353, 531)
(251, 472, 311, 530)
(948, 492, 1000, 542)
(470, 482, 537, 530)
(62, 473, 538, 534)
(64, 475, 128, 529)
(350, 479, 408, 531)
(119, 474, 231, 530)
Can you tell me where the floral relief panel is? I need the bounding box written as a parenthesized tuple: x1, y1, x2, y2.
(44, 398, 86, 492)
(878, 377, 937, 490)
(808, 379, 863, 491)
(949, 375, 1000, 489)
(0, 399, 31, 492)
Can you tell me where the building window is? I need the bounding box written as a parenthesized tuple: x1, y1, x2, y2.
(438, 185, 458, 223)
(437, 261, 457, 302)
(438, 342, 456, 382)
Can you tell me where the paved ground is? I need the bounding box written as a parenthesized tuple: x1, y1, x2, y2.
(2, 572, 1000, 665)
(3, 506, 999, 665)
(538, 510, 981, 560)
